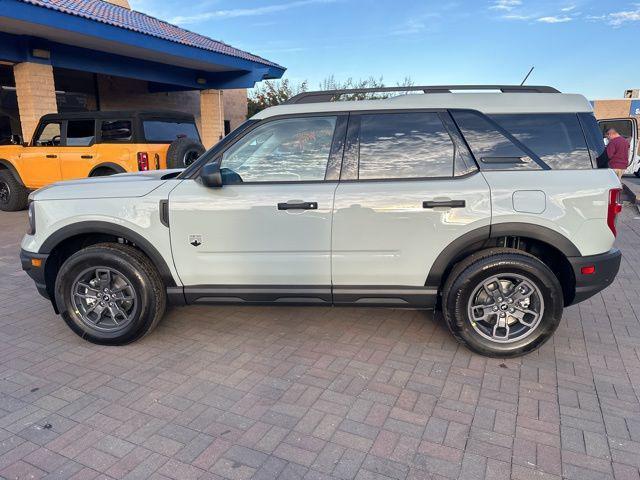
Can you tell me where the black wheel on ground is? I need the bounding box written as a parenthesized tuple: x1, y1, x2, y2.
(0, 169, 29, 211)
(54, 243, 166, 345)
(166, 137, 205, 169)
(442, 248, 564, 357)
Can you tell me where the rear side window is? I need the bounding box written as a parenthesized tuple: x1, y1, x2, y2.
(358, 112, 454, 179)
(66, 120, 95, 146)
(451, 111, 540, 171)
(101, 120, 132, 142)
(143, 120, 200, 142)
(490, 114, 592, 169)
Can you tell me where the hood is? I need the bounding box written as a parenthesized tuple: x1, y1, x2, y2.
(30, 169, 183, 201)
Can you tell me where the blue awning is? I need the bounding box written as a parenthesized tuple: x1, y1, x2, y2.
(0, 0, 286, 90)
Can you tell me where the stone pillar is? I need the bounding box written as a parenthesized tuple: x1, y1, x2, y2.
(200, 89, 225, 148)
(103, 0, 130, 8)
(14, 62, 58, 143)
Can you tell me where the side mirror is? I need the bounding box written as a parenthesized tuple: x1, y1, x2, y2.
(200, 161, 223, 188)
(10, 134, 22, 145)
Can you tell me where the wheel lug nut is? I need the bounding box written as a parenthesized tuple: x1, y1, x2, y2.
(493, 306, 498, 311)
(509, 308, 515, 313)
(500, 313, 506, 318)
(100, 301, 105, 306)
(109, 302, 114, 306)
(497, 297, 503, 302)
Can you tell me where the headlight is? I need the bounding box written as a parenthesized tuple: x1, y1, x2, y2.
(27, 201, 36, 235)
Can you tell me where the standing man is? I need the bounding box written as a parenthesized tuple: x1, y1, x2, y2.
(605, 127, 630, 179)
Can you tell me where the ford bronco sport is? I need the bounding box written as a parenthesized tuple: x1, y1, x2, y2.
(20, 85, 622, 357)
(0, 110, 204, 211)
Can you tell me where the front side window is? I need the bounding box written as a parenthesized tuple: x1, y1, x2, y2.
(34, 122, 61, 146)
(143, 120, 200, 142)
(221, 116, 337, 183)
(66, 120, 95, 146)
(490, 114, 592, 169)
(358, 112, 455, 179)
(101, 120, 132, 142)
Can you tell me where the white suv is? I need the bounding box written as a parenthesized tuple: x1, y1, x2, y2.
(20, 85, 623, 357)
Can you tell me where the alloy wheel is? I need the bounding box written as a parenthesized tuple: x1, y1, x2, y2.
(467, 273, 544, 344)
(0, 181, 10, 204)
(71, 266, 138, 332)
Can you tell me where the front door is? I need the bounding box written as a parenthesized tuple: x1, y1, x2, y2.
(169, 114, 346, 303)
(19, 120, 63, 188)
(598, 117, 639, 175)
(331, 111, 491, 306)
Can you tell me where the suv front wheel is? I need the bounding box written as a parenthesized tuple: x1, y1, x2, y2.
(442, 249, 563, 357)
(0, 170, 29, 211)
(55, 243, 166, 345)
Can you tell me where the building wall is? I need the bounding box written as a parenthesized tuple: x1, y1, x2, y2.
(592, 99, 632, 120)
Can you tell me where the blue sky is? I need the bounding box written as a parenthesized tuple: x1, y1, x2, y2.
(129, 0, 640, 99)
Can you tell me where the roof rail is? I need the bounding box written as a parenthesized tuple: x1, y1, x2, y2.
(285, 85, 561, 105)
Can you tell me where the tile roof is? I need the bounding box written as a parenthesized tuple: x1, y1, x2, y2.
(18, 0, 283, 69)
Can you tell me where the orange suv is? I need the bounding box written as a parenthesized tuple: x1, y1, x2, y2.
(0, 111, 204, 211)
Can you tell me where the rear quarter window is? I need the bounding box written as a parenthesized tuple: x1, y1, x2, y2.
(143, 120, 200, 143)
(489, 113, 593, 169)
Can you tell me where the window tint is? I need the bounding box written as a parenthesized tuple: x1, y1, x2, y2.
(490, 114, 592, 169)
(143, 121, 200, 142)
(101, 120, 132, 142)
(578, 113, 605, 165)
(34, 122, 61, 146)
(221, 116, 337, 183)
(66, 120, 95, 146)
(451, 111, 539, 170)
(358, 112, 454, 179)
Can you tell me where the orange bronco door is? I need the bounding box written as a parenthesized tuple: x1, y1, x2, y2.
(19, 120, 63, 188)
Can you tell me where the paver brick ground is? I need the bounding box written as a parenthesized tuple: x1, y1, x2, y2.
(1, 206, 640, 479)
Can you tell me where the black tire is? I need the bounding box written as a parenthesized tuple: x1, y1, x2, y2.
(442, 248, 563, 357)
(54, 243, 166, 345)
(0, 169, 29, 211)
(166, 137, 205, 169)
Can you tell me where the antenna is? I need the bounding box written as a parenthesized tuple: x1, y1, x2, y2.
(520, 66, 535, 86)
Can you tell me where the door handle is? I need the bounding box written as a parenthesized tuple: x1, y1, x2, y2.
(277, 201, 318, 211)
(46, 154, 57, 159)
(81, 155, 93, 159)
(423, 200, 466, 209)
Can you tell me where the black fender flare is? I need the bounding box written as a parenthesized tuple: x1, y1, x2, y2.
(0, 159, 25, 185)
(39, 221, 177, 287)
(425, 222, 580, 288)
(88, 162, 127, 176)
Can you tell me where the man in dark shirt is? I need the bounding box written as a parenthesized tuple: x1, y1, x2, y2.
(605, 127, 630, 179)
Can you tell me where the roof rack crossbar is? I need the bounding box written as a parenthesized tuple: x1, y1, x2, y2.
(285, 85, 560, 104)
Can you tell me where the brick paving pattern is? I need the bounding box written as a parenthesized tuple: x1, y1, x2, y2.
(1, 207, 639, 479)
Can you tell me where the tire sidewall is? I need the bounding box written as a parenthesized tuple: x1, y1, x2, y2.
(55, 248, 157, 345)
(445, 256, 563, 357)
(0, 170, 27, 211)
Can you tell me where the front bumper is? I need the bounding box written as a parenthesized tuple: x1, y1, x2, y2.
(568, 248, 621, 305)
(20, 248, 50, 300)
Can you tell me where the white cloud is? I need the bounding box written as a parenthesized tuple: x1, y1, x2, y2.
(537, 15, 572, 23)
(489, 0, 522, 11)
(607, 7, 640, 26)
(560, 5, 576, 12)
(171, 0, 337, 24)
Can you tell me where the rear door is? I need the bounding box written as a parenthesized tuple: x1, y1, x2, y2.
(598, 117, 638, 175)
(331, 111, 491, 306)
(59, 119, 98, 179)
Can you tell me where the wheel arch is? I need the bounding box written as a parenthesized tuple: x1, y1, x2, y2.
(427, 223, 580, 306)
(89, 162, 127, 176)
(0, 159, 25, 185)
(40, 221, 177, 310)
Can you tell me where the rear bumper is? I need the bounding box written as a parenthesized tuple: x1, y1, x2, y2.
(568, 248, 621, 305)
(20, 248, 50, 300)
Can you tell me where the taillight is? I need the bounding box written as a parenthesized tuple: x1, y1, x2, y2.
(607, 188, 623, 237)
(137, 152, 149, 171)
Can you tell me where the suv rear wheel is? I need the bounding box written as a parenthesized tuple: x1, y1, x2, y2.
(442, 248, 563, 357)
(0, 169, 29, 211)
(55, 243, 166, 345)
